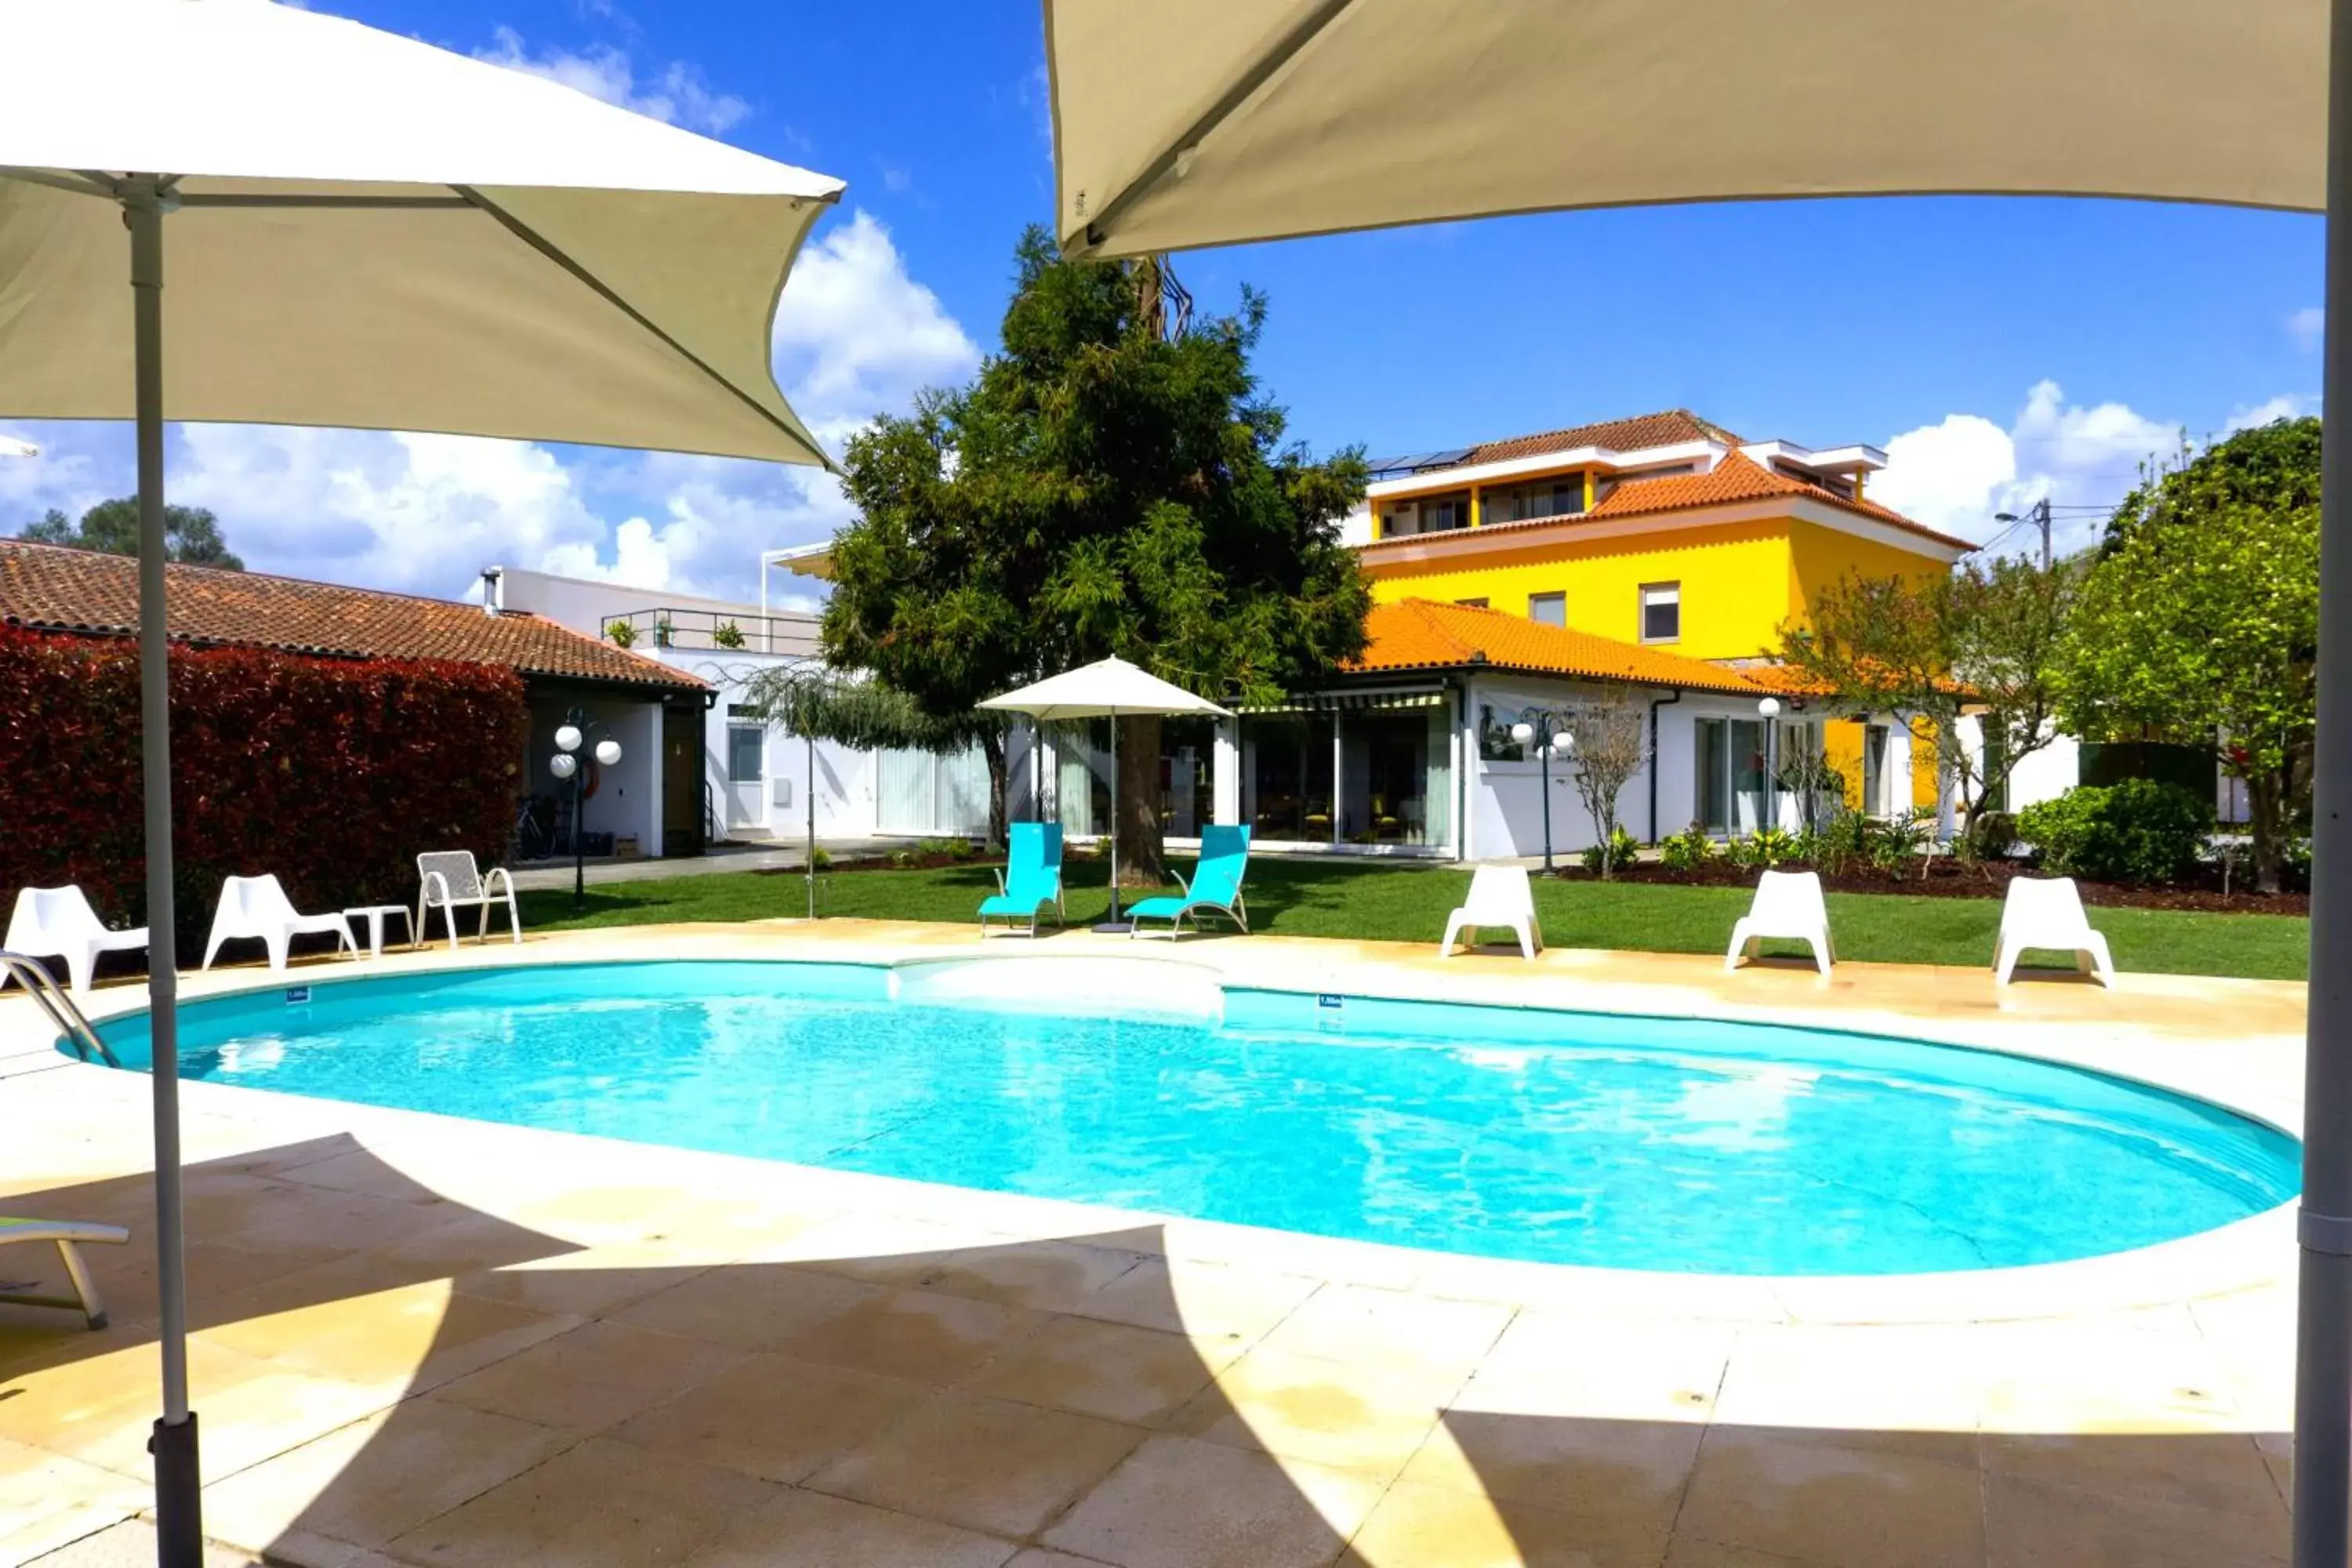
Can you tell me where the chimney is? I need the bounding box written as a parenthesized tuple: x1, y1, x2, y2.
(480, 566, 503, 617)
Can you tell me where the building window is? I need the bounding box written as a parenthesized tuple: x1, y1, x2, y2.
(1487, 476, 1587, 524)
(1456, 597, 1489, 609)
(1640, 583, 1680, 644)
(1478, 704, 1526, 762)
(1378, 490, 1472, 539)
(1862, 724, 1889, 816)
(726, 725, 764, 783)
(1527, 591, 1566, 626)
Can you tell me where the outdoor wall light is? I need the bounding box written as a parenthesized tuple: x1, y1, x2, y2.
(594, 739, 623, 767)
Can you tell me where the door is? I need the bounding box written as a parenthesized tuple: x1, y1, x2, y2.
(662, 705, 703, 856)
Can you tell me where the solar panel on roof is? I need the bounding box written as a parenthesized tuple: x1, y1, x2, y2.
(1421, 446, 1474, 467)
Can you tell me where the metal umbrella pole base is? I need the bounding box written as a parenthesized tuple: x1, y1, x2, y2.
(1092, 710, 1132, 932)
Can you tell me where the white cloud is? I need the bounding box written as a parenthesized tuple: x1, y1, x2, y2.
(2, 210, 978, 605)
(2289, 307, 2326, 354)
(475, 26, 749, 135)
(1875, 381, 2184, 557)
(2228, 393, 2314, 430)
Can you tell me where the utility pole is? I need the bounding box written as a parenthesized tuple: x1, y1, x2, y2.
(1991, 497, 2056, 569)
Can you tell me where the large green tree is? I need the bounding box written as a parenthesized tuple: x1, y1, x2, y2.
(20, 497, 244, 569)
(822, 230, 1371, 874)
(2060, 417, 2320, 893)
(1777, 554, 2079, 833)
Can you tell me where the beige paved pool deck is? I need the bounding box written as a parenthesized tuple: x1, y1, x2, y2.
(0, 920, 2310, 1567)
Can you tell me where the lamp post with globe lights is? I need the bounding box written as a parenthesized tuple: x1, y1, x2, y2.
(1509, 710, 1575, 873)
(550, 707, 622, 912)
(1757, 695, 1782, 833)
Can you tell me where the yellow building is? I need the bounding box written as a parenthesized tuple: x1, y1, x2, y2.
(1348, 410, 1973, 829)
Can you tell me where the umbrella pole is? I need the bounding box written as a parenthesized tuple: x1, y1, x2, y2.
(1107, 714, 1122, 925)
(2296, 5, 2352, 1559)
(126, 177, 203, 1566)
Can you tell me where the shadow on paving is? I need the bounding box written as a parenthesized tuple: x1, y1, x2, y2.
(0, 1137, 2295, 1567)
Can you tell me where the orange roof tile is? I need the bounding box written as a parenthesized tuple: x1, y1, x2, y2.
(0, 540, 706, 691)
(1351, 598, 1766, 695)
(1461, 408, 1742, 466)
(1363, 451, 1971, 555)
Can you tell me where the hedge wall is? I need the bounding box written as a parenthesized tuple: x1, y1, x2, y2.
(0, 627, 529, 954)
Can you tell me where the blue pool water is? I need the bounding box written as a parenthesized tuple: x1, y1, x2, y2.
(83, 960, 2299, 1276)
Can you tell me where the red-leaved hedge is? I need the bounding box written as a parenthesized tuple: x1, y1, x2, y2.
(0, 627, 528, 954)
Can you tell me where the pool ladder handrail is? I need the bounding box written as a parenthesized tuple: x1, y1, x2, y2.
(0, 949, 121, 1068)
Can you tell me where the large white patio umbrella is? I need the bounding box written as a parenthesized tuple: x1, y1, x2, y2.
(1046, 5, 2351, 1565)
(979, 656, 1231, 930)
(0, 2, 842, 1558)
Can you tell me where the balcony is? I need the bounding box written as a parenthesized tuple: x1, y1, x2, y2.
(603, 607, 819, 658)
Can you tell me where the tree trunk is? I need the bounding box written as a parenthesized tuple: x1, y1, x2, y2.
(1115, 713, 1165, 889)
(2246, 767, 2288, 896)
(980, 727, 1009, 851)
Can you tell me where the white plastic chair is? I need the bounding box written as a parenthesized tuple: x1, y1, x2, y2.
(1442, 866, 1543, 960)
(201, 874, 355, 974)
(1726, 869, 1835, 977)
(416, 851, 521, 951)
(1994, 876, 2116, 986)
(3, 885, 148, 997)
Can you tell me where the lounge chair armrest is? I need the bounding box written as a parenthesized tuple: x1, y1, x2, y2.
(1171, 869, 1191, 896)
(420, 871, 452, 909)
(992, 868, 1008, 895)
(482, 866, 516, 897)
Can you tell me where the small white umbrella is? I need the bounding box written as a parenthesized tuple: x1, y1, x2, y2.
(980, 656, 1231, 929)
(0, 4, 842, 1556)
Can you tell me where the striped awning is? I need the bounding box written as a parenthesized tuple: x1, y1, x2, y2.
(1236, 687, 1447, 715)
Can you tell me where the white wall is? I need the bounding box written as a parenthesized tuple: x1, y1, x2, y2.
(492, 565, 821, 657)
(527, 693, 662, 856)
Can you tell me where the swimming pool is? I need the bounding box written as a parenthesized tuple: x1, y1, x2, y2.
(83, 957, 2298, 1276)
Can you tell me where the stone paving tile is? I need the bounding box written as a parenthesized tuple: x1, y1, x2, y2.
(1338, 1477, 1671, 1568)
(912, 1238, 1153, 1315)
(386, 1435, 777, 1568)
(608, 1352, 932, 1484)
(20, 1518, 264, 1567)
(774, 1285, 1047, 1387)
(1043, 1434, 1384, 1568)
(1470, 1312, 1733, 1424)
(1983, 1470, 2290, 1567)
(805, 1388, 1145, 1539)
(962, 1315, 1235, 1426)
(681, 1485, 1018, 1568)
(1064, 1257, 1323, 1350)
(1400, 1406, 1702, 1530)
(1673, 1427, 1984, 1568)
(1170, 1341, 1457, 1483)
(430, 1319, 747, 1432)
(198, 1401, 574, 1554)
(0, 1435, 147, 1566)
(194, 1280, 572, 1399)
(604, 1261, 881, 1352)
(1255, 1284, 1514, 1381)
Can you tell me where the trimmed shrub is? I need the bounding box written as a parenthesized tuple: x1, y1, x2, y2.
(1580, 824, 1641, 875)
(2016, 780, 2208, 884)
(0, 628, 528, 951)
(1730, 826, 1799, 870)
(1657, 822, 1717, 872)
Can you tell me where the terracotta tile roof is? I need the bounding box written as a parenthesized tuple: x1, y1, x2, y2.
(1363, 450, 1970, 555)
(1462, 408, 1744, 466)
(0, 540, 706, 692)
(1352, 598, 1765, 695)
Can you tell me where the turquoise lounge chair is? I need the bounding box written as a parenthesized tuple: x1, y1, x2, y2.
(1129, 825, 1251, 939)
(978, 822, 1065, 937)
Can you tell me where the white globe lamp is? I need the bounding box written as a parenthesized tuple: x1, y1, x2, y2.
(549, 752, 577, 781)
(594, 739, 623, 767)
(554, 723, 584, 753)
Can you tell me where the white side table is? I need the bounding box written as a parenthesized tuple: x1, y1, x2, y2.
(343, 905, 413, 960)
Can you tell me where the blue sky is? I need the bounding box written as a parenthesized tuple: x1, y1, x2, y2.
(0, 0, 2326, 598)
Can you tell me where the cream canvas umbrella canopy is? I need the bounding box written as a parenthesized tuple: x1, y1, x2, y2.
(980, 657, 1232, 929)
(1047, 5, 2352, 1566)
(0, 3, 841, 1559)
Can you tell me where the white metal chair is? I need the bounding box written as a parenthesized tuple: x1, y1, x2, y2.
(3, 884, 148, 997)
(416, 851, 521, 951)
(1441, 866, 1543, 960)
(1726, 869, 1835, 977)
(1994, 875, 2116, 986)
(201, 874, 356, 974)
(0, 1216, 130, 1329)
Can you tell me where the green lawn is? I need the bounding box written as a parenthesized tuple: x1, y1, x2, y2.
(517, 858, 2310, 981)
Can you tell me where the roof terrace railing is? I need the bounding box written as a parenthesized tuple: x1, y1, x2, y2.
(604, 607, 820, 657)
